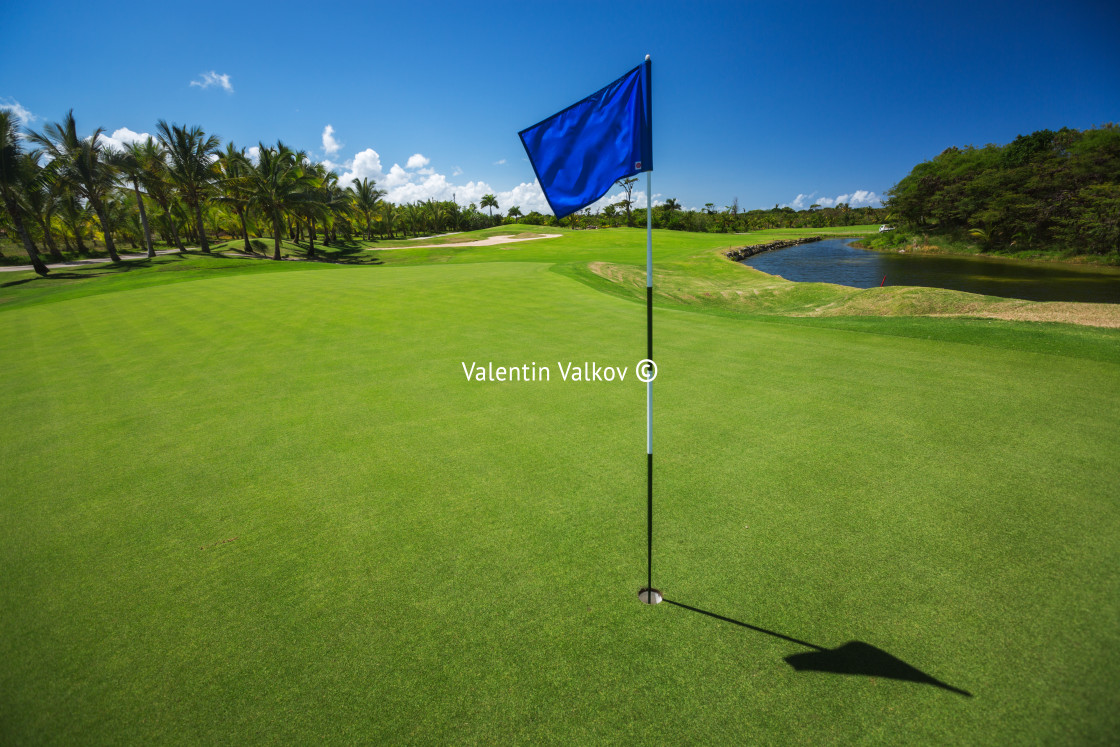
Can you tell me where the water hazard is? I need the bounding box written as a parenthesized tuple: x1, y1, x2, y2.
(740, 238, 1120, 304)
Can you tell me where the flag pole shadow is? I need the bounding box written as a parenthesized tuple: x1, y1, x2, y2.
(663, 599, 972, 697)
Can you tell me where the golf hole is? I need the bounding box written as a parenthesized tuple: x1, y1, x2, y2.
(638, 588, 663, 605)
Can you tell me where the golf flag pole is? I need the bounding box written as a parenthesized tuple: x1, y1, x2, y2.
(516, 54, 657, 603)
(646, 159, 655, 603)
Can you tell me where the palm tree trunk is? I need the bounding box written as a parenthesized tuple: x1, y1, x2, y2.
(193, 201, 210, 253)
(4, 196, 49, 276)
(132, 179, 155, 258)
(88, 196, 121, 262)
(308, 218, 316, 259)
(157, 202, 186, 251)
(168, 214, 186, 251)
(273, 213, 283, 261)
(40, 217, 64, 262)
(237, 207, 251, 253)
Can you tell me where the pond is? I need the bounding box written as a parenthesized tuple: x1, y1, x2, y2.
(739, 238, 1120, 304)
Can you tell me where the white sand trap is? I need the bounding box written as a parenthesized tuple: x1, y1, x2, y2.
(367, 233, 561, 250)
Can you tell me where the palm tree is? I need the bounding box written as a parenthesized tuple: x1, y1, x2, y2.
(379, 201, 396, 239)
(317, 170, 350, 247)
(507, 205, 523, 222)
(115, 143, 156, 257)
(296, 163, 334, 259)
(28, 110, 122, 262)
(216, 143, 254, 253)
(480, 193, 498, 221)
(350, 177, 383, 240)
(0, 110, 50, 275)
(400, 202, 420, 237)
(242, 142, 318, 260)
(156, 120, 220, 253)
(22, 152, 66, 262)
(131, 137, 185, 252)
(57, 188, 91, 254)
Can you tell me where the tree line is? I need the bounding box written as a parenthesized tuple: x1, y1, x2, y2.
(0, 109, 890, 277)
(0, 110, 511, 276)
(884, 124, 1120, 254)
(519, 176, 888, 232)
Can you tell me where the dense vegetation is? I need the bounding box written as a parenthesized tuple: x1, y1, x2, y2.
(0, 109, 886, 273)
(880, 124, 1120, 256)
(0, 110, 519, 274)
(525, 178, 888, 232)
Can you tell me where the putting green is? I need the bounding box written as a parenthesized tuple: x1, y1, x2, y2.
(1, 248, 1117, 742)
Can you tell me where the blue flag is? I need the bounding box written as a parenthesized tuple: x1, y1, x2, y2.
(519, 61, 652, 219)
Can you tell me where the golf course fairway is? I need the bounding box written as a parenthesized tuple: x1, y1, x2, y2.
(1, 228, 1118, 743)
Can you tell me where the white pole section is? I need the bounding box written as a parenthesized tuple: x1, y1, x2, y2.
(646, 170, 652, 456)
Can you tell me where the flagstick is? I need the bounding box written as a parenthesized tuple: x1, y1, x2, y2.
(644, 168, 659, 603)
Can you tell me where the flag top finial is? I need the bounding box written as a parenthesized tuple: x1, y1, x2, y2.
(645, 54, 651, 61)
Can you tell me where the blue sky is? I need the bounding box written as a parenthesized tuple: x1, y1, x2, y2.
(3, 0, 1118, 214)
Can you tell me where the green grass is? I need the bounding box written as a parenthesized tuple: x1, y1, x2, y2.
(1, 227, 1118, 743)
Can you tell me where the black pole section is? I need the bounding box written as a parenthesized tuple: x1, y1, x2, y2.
(647, 285, 653, 595)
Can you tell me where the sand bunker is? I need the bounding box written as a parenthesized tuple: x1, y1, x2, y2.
(368, 234, 561, 250)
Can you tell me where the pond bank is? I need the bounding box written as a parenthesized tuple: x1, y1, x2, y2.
(724, 236, 824, 261)
(855, 236, 1120, 267)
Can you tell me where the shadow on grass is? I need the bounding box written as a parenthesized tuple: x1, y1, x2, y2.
(288, 242, 385, 265)
(664, 599, 972, 697)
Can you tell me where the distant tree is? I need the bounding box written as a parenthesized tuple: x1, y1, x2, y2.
(156, 120, 220, 253)
(216, 143, 254, 253)
(244, 142, 318, 260)
(21, 151, 66, 261)
(0, 110, 50, 274)
(387, 202, 401, 239)
(28, 110, 122, 262)
(601, 203, 617, 226)
(133, 137, 186, 252)
(616, 176, 637, 226)
(507, 205, 522, 222)
(480, 193, 498, 221)
(351, 177, 384, 240)
(115, 142, 157, 257)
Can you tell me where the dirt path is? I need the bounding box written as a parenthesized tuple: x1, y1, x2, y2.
(0, 249, 185, 273)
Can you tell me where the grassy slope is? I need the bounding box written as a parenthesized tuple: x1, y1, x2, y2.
(1, 228, 1118, 743)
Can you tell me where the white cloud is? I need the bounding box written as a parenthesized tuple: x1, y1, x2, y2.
(247, 145, 261, 165)
(0, 98, 36, 124)
(788, 190, 881, 209)
(329, 145, 556, 213)
(336, 148, 384, 188)
(843, 189, 881, 207)
(789, 192, 816, 210)
(405, 153, 429, 169)
(190, 71, 234, 93)
(98, 126, 151, 153)
(322, 125, 341, 155)
(493, 158, 507, 165)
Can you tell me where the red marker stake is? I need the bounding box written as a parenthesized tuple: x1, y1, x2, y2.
(880, 275, 886, 287)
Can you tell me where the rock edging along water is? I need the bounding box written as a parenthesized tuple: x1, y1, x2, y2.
(724, 236, 825, 261)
